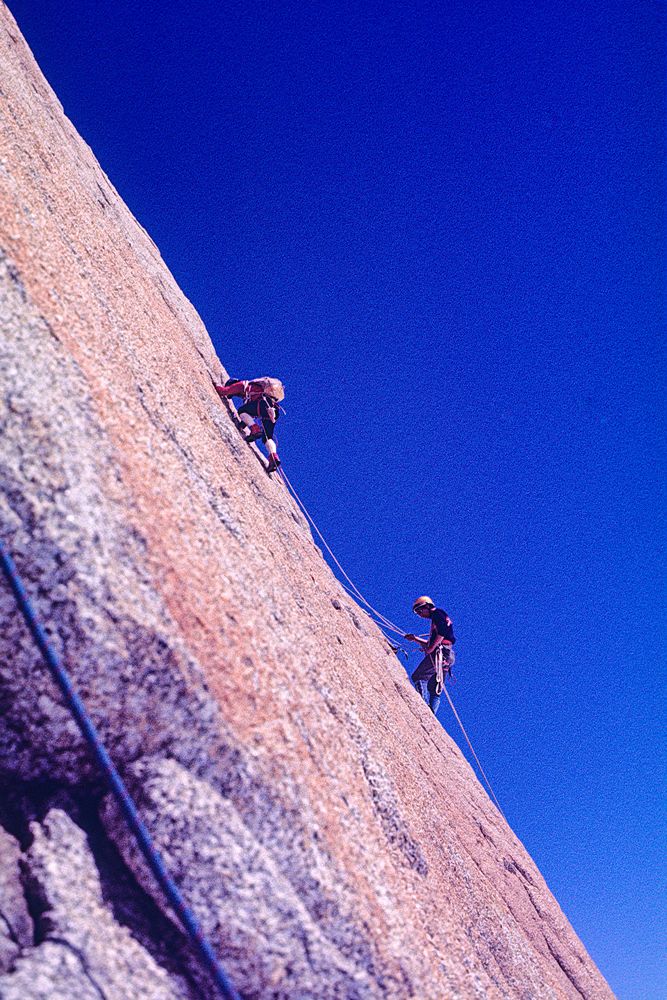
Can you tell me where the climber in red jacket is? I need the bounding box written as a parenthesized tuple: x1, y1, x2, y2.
(215, 377, 284, 473)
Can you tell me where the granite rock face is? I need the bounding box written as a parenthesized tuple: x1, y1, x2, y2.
(0, 4, 614, 998)
(103, 758, 377, 999)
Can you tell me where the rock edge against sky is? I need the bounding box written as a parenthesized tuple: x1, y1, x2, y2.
(0, 6, 613, 998)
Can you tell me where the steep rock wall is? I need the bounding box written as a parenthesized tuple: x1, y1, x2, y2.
(0, 5, 613, 998)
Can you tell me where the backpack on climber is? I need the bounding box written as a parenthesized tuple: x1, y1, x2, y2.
(215, 377, 284, 473)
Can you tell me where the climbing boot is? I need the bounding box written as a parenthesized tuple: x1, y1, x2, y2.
(239, 419, 261, 440)
(267, 453, 281, 473)
(246, 424, 264, 442)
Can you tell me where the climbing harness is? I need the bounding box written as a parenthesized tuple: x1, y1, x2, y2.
(0, 541, 242, 1000)
(433, 644, 456, 690)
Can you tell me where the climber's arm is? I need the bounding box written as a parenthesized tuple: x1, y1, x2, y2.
(215, 380, 247, 399)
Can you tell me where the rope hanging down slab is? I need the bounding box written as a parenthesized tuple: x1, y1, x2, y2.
(0, 541, 242, 1000)
(279, 471, 508, 823)
(279, 468, 405, 639)
(440, 685, 507, 821)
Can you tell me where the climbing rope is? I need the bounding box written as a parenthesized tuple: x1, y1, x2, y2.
(441, 684, 507, 821)
(278, 472, 507, 822)
(216, 386, 416, 642)
(0, 541, 242, 1000)
(215, 387, 507, 826)
(338, 579, 408, 654)
(278, 468, 406, 640)
(211, 377, 403, 645)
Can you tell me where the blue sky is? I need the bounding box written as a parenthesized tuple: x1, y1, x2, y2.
(9, 1, 664, 995)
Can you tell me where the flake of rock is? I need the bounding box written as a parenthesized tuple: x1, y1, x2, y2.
(0, 810, 186, 1000)
(0, 826, 33, 973)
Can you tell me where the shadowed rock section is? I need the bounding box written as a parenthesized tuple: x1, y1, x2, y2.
(0, 5, 613, 998)
(0, 827, 33, 974)
(0, 810, 187, 1000)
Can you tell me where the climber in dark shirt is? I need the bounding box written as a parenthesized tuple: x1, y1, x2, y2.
(404, 595, 456, 716)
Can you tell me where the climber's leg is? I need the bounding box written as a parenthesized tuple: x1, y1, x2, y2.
(427, 674, 441, 716)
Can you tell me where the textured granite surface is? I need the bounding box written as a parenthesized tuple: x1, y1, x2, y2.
(0, 5, 614, 997)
